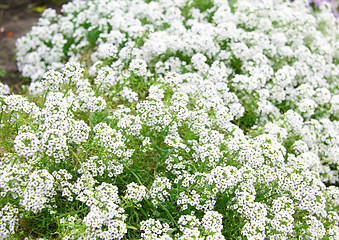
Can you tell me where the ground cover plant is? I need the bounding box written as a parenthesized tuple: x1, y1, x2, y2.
(0, 0, 339, 239)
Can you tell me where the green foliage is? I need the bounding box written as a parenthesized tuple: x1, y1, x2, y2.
(193, 0, 214, 12)
(215, 193, 244, 239)
(0, 69, 7, 77)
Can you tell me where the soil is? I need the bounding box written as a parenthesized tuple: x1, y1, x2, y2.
(0, 0, 63, 90)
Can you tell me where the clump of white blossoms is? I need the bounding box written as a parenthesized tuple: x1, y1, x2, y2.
(0, 0, 338, 239)
(129, 59, 148, 77)
(13, 132, 40, 157)
(139, 218, 172, 240)
(124, 182, 147, 203)
(0, 203, 19, 238)
(147, 177, 172, 207)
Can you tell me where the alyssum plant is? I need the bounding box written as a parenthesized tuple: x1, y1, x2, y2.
(0, 0, 338, 239)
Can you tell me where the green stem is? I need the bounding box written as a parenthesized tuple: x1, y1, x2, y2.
(0, 107, 3, 124)
(158, 201, 179, 228)
(58, 206, 89, 217)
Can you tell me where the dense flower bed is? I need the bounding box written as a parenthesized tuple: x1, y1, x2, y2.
(0, 0, 338, 239)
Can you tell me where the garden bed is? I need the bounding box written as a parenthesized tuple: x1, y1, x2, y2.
(0, 0, 338, 239)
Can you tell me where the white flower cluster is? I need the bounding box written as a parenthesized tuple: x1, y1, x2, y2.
(93, 122, 134, 171)
(147, 177, 172, 207)
(20, 170, 56, 213)
(0, 154, 33, 199)
(55, 172, 128, 240)
(124, 182, 147, 203)
(0, 82, 10, 95)
(0, 156, 56, 215)
(139, 218, 172, 240)
(0, 0, 338, 239)
(82, 203, 127, 240)
(262, 109, 339, 183)
(176, 211, 224, 239)
(129, 59, 148, 77)
(13, 132, 40, 157)
(0, 203, 19, 239)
